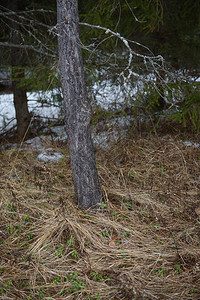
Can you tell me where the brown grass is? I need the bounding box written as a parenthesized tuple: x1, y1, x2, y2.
(0, 135, 200, 299)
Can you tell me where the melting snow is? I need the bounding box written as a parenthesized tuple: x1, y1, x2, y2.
(37, 149, 64, 163)
(0, 90, 61, 132)
(183, 141, 200, 148)
(0, 78, 200, 162)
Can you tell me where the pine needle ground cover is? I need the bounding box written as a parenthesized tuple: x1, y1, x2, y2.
(0, 136, 200, 299)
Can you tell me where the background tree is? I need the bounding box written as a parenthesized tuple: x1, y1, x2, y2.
(57, 0, 102, 209)
(0, 0, 57, 138)
(1, 0, 31, 138)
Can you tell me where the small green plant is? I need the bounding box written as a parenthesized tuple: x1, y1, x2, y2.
(0, 279, 13, 295)
(111, 211, 117, 217)
(51, 276, 63, 286)
(101, 230, 109, 237)
(8, 204, 15, 211)
(99, 202, 107, 209)
(55, 276, 61, 282)
(15, 224, 23, 233)
(115, 238, 121, 244)
(67, 271, 79, 281)
(23, 215, 30, 223)
(71, 249, 79, 260)
(90, 270, 110, 282)
(122, 231, 132, 237)
(66, 279, 85, 294)
(19, 279, 26, 287)
(66, 236, 79, 260)
(154, 224, 160, 230)
(157, 238, 163, 244)
(188, 289, 198, 294)
(183, 227, 189, 234)
(65, 271, 85, 294)
(27, 232, 33, 240)
(159, 162, 164, 177)
(118, 214, 126, 220)
(90, 270, 104, 281)
(158, 268, 165, 277)
(38, 286, 45, 299)
(6, 224, 15, 234)
(67, 236, 75, 247)
(145, 213, 151, 222)
(152, 268, 166, 277)
(160, 196, 165, 202)
(85, 241, 90, 247)
(128, 171, 134, 179)
(86, 294, 101, 300)
(120, 252, 128, 258)
(81, 211, 90, 217)
(126, 201, 133, 210)
(174, 264, 182, 274)
(55, 245, 65, 257)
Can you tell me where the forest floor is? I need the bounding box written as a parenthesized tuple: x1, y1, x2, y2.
(0, 127, 200, 299)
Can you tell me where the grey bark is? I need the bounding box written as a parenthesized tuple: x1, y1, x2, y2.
(57, 0, 102, 209)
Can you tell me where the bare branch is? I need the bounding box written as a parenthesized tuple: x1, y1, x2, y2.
(0, 42, 56, 57)
(0, 8, 55, 15)
(79, 22, 164, 75)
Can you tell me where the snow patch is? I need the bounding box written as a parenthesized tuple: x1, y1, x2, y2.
(0, 90, 61, 132)
(183, 141, 200, 148)
(37, 148, 64, 163)
(162, 136, 200, 149)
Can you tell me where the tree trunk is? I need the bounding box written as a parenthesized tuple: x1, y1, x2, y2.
(9, 0, 31, 139)
(11, 68, 31, 138)
(156, 70, 167, 110)
(57, 0, 102, 209)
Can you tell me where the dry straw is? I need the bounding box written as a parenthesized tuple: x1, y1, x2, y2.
(0, 135, 200, 299)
